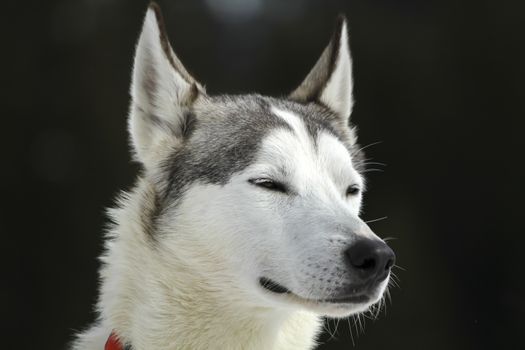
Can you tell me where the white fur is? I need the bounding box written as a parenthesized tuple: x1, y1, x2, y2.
(73, 106, 385, 349)
(73, 7, 390, 350)
(289, 18, 354, 120)
(73, 179, 322, 350)
(129, 7, 203, 169)
(319, 21, 353, 118)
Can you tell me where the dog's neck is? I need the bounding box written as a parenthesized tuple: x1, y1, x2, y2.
(93, 179, 322, 350)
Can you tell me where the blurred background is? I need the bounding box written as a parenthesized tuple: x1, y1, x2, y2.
(2, 0, 524, 349)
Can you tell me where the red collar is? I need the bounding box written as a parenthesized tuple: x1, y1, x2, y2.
(105, 332, 130, 350)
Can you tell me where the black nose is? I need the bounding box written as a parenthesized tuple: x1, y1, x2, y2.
(345, 239, 395, 283)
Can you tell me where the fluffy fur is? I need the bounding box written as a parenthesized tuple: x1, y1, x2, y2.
(73, 3, 393, 350)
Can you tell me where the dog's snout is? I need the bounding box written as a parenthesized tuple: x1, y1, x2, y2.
(345, 239, 395, 283)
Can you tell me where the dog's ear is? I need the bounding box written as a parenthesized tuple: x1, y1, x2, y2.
(290, 15, 353, 121)
(129, 3, 205, 167)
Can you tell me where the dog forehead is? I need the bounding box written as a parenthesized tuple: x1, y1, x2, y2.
(258, 107, 357, 177)
(161, 95, 285, 198)
(161, 94, 357, 200)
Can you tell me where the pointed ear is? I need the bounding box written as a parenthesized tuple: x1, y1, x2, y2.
(290, 15, 353, 120)
(129, 3, 205, 167)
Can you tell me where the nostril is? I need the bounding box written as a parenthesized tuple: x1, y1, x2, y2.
(358, 257, 376, 270)
(345, 240, 379, 271)
(384, 257, 394, 270)
(383, 246, 396, 271)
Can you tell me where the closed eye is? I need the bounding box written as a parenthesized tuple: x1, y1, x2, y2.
(249, 178, 288, 194)
(346, 184, 360, 196)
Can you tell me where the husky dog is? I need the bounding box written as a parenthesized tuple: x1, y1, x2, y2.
(73, 3, 395, 350)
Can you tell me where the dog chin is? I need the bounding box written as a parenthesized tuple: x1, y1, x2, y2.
(258, 277, 386, 318)
(294, 295, 376, 317)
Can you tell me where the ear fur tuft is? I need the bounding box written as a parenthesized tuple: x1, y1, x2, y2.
(290, 15, 354, 120)
(129, 3, 205, 167)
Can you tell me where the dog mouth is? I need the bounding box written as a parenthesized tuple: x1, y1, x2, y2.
(259, 277, 371, 304)
(259, 277, 292, 294)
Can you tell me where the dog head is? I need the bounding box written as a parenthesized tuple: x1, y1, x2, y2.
(129, 3, 395, 318)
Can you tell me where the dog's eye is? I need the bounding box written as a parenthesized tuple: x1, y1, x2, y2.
(346, 185, 360, 196)
(249, 178, 287, 193)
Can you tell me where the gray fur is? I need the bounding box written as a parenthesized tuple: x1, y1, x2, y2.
(289, 15, 346, 112)
(131, 4, 363, 235)
(73, 5, 390, 349)
(150, 2, 205, 94)
(152, 94, 364, 219)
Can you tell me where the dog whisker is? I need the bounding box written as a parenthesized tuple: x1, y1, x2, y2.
(361, 161, 387, 167)
(361, 168, 384, 173)
(346, 317, 355, 346)
(365, 216, 388, 224)
(354, 141, 383, 154)
(393, 264, 406, 271)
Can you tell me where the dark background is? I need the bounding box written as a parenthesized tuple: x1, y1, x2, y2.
(2, 0, 524, 349)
